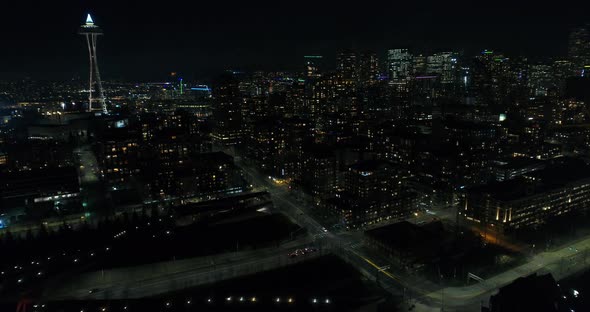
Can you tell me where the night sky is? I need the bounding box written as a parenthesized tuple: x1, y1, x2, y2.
(0, 1, 586, 81)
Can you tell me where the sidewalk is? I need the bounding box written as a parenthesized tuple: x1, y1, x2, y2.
(420, 233, 590, 309)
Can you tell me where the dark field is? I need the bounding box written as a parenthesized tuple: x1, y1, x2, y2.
(1, 255, 393, 312)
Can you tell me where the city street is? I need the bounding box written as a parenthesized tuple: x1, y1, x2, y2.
(35, 152, 590, 311)
(43, 236, 322, 300)
(2, 5, 589, 312)
(235, 156, 590, 311)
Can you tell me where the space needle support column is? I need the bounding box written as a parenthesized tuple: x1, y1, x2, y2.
(91, 35, 107, 114)
(86, 34, 94, 111)
(79, 13, 107, 114)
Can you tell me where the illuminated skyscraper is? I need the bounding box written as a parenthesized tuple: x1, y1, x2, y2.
(79, 14, 107, 114)
(335, 49, 357, 95)
(304, 55, 323, 79)
(211, 72, 244, 146)
(387, 49, 412, 80)
(336, 49, 357, 81)
(426, 52, 459, 84)
(472, 50, 511, 112)
(552, 59, 573, 94)
(412, 54, 427, 76)
(569, 26, 590, 76)
(528, 64, 553, 97)
(358, 51, 379, 87)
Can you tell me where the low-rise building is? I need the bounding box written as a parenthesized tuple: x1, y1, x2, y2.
(364, 220, 445, 269)
(0, 166, 81, 224)
(460, 158, 590, 232)
(487, 273, 562, 312)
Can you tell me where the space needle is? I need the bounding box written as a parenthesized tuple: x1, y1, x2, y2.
(79, 14, 107, 114)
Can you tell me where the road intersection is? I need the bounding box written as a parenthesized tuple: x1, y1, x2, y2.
(41, 152, 590, 311)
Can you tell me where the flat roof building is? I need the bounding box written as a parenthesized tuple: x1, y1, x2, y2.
(460, 158, 590, 232)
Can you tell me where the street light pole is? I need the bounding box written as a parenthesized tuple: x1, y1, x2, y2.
(440, 274, 444, 312)
(441, 286, 444, 312)
(375, 265, 390, 287)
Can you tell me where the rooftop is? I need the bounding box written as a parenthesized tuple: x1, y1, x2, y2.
(496, 157, 546, 170)
(348, 160, 392, 173)
(469, 158, 590, 201)
(365, 220, 445, 255)
(490, 273, 561, 312)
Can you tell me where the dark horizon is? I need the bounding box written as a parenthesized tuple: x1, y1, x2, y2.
(1, 1, 588, 81)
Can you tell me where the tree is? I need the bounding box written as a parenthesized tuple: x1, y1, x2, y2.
(3, 230, 14, 245)
(25, 229, 34, 242)
(38, 224, 50, 241)
(132, 210, 140, 225)
(150, 206, 160, 220)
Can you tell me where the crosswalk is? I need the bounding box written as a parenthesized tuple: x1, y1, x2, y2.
(312, 233, 328, 240)
(348, 242, 363, 249)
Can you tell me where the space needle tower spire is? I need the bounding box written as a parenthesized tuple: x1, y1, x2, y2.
(79, 14, 107, 114)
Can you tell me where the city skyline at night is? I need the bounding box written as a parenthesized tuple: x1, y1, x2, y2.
(1, 1, 588, 80)
(1, 3, 590, 312)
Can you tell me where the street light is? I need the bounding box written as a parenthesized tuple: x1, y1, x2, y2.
(440, 274, 444, 312)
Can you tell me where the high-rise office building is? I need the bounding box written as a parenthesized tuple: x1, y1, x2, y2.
(412, 54, 427, 76)
(304, 55, 323, 79)
(336, 49, 357, 80)
(358, 51, 379, 87)
(528, 64, 554, 97)
(335, 49, 357, 95)
(211, 73, 245, 145)
(552, 59, 573, 94)
(569, 26, 590, 75)
(387, 49, 413, 80)
(426, 52, 459, 84)
(472, 50, 511, 112)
